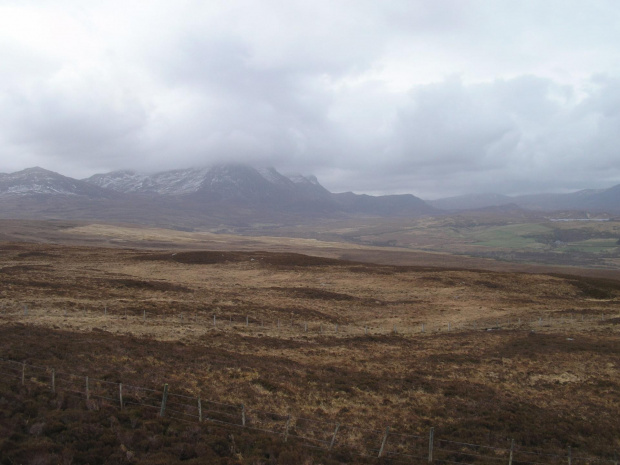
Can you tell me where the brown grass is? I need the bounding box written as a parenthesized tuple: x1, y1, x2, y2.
(0, 240, 619, 463)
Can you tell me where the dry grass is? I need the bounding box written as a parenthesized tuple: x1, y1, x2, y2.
(1, 239, 619, 463)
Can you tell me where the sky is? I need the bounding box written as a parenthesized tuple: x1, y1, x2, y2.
(1, 0, 620, 199)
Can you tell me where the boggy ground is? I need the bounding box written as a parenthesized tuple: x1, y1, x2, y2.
(0, 241, 619, 464)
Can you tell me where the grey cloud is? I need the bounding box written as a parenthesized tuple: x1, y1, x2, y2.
(1, 1, 620, 197)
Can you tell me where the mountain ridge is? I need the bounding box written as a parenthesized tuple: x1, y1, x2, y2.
(0, 165, 436, 227)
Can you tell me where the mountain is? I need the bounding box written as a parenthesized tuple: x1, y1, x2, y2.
(430, 185, 620, 213)
(333, 192, 435, 216)
(0, 165, 435, 227)
(514, 185, 620, 212)
(429, 193, 514, 211)
(0, 167, 116, 199)
(85, 164, 337, 213)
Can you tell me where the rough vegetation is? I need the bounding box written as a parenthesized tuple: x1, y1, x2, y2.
(0, 240, 619, 464)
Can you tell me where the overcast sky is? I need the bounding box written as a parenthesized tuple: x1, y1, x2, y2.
(1, 1, 619, 198)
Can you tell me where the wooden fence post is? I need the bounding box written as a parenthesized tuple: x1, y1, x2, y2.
(198, 396, 203, 422)
(378, 426, 390, 458)
(329, 423, 340, 450)
(304, 322, 308, 332)
(241, 404, 246, 426)
(21, 362, 25, 385)
(119, 383, 123, 409)
(284, 415, 291, 442)
(365, 326, 368, 335)
(246, 316, 249, 327)
(51, 369, 55, 393)
(213, 315, 216, 327)
(568, 446, 572, 465)
(86, 376, 90, 400)
(159, 384, 169, 417)
(23, 304, 28, 316)
(428, 427, 434, 463)
(104, 305, 107, 316)
(509, 439, 514, 465)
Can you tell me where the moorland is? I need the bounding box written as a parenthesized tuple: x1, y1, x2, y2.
(0, 219, 618, 464)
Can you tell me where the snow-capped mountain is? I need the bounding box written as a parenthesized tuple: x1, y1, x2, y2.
(84, 164, 334, 207)
(0, 164, 436, 227)
(85, 165, 330, 199)
(0, 167, 115, 198)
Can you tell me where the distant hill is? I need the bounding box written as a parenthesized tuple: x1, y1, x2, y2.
(429, 193, 514, 211)
(0, 167, 117, 199)
(431, 186, 620, 213)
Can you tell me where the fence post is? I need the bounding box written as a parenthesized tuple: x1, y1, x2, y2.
(198, 396, 203, 422)
(23, 304, 28, 316)
(213, 315, 216, 327)
(509, 439, 514, 465)
(119, 383, 123, 409)
(143, 310, 146, 321)
(284, 415, 291, 442)
(241, 404, 246, 426)
(428, 427, 434, 463)
(568, 446, 572, 465)
(159, 384, 169, 417)
(86, 376, 90, 400)
(329, 423, 340, 450)
(21, 362, 25, 385)
(378, 426, 390, 458)
(51, 369, 55, 393)
(246, 316, 249, 327)
(393, 324, 397, 334)
(304, 322, 308, 332)
(365, 326, 368, 335)
(104, 305, 107, 316)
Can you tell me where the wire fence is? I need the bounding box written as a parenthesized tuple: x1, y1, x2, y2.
(1, 303, 617, 338)
(0, 357, 617, 465)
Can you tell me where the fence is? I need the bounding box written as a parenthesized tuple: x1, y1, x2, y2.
(1, 303, 617, 338)
(0, 357, 617, 465)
